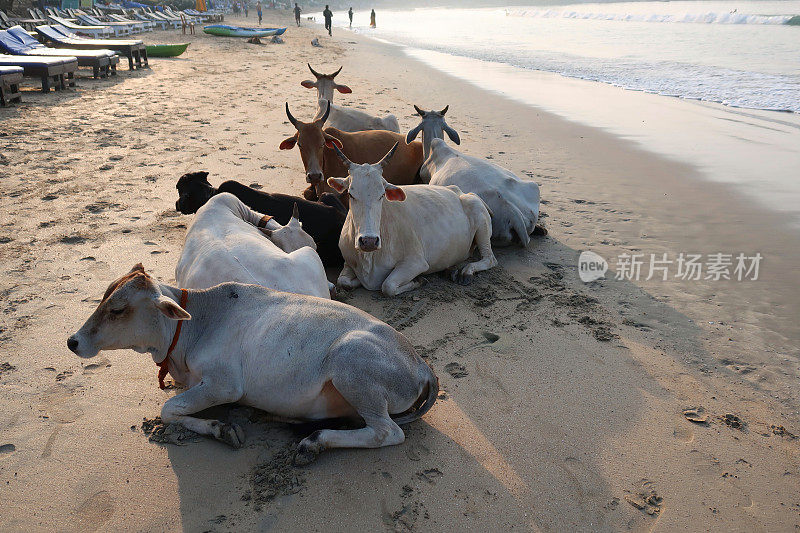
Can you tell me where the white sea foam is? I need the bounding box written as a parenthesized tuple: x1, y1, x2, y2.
(327, 1, 800, 114)
(506, 8, 796, 25)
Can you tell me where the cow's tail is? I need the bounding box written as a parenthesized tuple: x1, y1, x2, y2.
(392, 363, 439, 425)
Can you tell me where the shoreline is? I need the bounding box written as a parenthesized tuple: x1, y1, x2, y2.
(1, 11, 799, 531)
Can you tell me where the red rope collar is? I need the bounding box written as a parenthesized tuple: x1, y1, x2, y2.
(157, 289, 188, 390)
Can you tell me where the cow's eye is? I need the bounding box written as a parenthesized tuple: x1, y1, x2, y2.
(110, 307, 125, 316)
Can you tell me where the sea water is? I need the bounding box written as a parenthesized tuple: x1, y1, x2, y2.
(321, 2, 800, 224)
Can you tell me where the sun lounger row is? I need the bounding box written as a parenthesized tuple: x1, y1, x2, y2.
(0, 21, 151, 105)
(0, 26, 118, 79)
(23, 6, 217, 37)
(37, 24, 148, 71)
(0, 54, 76, 94)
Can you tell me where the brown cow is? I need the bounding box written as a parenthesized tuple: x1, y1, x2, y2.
(279, 102, 423, 202)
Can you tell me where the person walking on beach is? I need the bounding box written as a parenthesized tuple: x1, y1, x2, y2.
(348, 7, 353, 28)
(294, 3, 301, 26)
(256, 0, 262, 25)
(244, 2, 248, 17)
(323, 5, 333, 36)
(369, 9, 376, 28)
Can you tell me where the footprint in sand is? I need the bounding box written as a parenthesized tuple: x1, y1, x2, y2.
(74, 491, 115, 531)
(39, 383, 84, 424)
(672, 425, 695, 443)
(0, 443, 15, 454)
(83, 357, 110, 374)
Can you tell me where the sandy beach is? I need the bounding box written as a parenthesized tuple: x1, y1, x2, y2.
(1, 9, 799, 531)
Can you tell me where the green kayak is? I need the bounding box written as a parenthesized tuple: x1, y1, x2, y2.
(203, 24, 286, 37)
(145, 43, 190, 57)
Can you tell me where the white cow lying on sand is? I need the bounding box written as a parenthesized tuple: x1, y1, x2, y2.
(302, 64, 400, 133)
(407, 105, 544, 247)
(176, 193, 332, 299)
(327, 142, 497, 296)
(67, 264, 438, 464)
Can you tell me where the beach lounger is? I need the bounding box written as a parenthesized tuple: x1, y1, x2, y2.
(37, 24, 147, 71)
(128, 11, 169, 30)
(1, 26, 118, 79)
(47, 15, 113, 38)
(0, 53, 76, 91)
(2, 10, 46, 31)
(0, 65, 22, 105)
(75, 14, 132, 36)
(107, 13, 153, 32)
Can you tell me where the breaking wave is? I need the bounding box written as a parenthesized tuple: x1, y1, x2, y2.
(506, 8, 799, 25)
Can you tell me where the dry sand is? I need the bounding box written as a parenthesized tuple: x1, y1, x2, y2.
(1, 10, 799, 532)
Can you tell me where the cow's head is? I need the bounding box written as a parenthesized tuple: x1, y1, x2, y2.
(176, 171, 215, 214)
(301, 63, 351, 103)
(406, 105, 460, 158)
(260, 202, 317, 252)
(327, 143, 404, 252)
(280, 101, 343, 184)
(67, 264, 190, 359)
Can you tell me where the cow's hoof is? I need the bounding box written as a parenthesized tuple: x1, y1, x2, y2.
(293, 443, 320, 466)
(215, 422, 245, 449)
(456, 270, 474, 286)
(533, 225, 548, 237)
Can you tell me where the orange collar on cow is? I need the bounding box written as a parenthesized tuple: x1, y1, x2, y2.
(157, 289, 188, 390)
(257, 215, 273, 228)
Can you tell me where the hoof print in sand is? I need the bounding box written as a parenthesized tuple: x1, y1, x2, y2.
(0, 362, 16, 377)
(683, 407, 708, 424)
(624, 480, 662, 516)
(445, 362, 468, 378)
(720, 413, 746, 430)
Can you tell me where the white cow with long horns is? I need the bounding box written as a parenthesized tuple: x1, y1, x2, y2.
(301, 64, 400, 133)
(407, 105, 545, 247)
(328, 142, 497, 296)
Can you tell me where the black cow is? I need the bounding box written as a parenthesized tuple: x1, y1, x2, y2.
(176, 171, 347, 267)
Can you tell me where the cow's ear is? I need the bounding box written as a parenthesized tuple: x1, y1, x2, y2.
(154, 295, 191, 321)
(301, 80, 316, 89)
(385, 184, 406, 202)
(279, 135, 297, 150)
(335, 84, 352, 94)
(324, 135, 343, 149)
(327, 177, 349, 193)
(129, 263, 145, 274)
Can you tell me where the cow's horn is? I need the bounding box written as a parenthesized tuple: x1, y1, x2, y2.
(413, 104, 425, 117)
(319, 100, 331, 125)
(378, 142, 400, 168)
(292, 202, 299, 219)
(331, 142, 353, 167)
(308, 63, 323, 78)
(285, 102, 299, 128)
(439, 105, 449, 116)
(330, 66, 343, 78)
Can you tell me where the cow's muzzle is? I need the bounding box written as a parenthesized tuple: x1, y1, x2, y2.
(357, 235, 380, 252)
(306, 172, 323, 184)
(67, 333, 99, 358)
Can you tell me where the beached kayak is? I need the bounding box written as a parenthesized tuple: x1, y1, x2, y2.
(145, 43, 190, 57)
(203, 25, 287, 37)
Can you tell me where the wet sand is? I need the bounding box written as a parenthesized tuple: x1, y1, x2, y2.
(1, 10, 799, 532)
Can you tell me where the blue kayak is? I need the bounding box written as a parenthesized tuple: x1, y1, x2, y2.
(203, 24, 286, 37)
